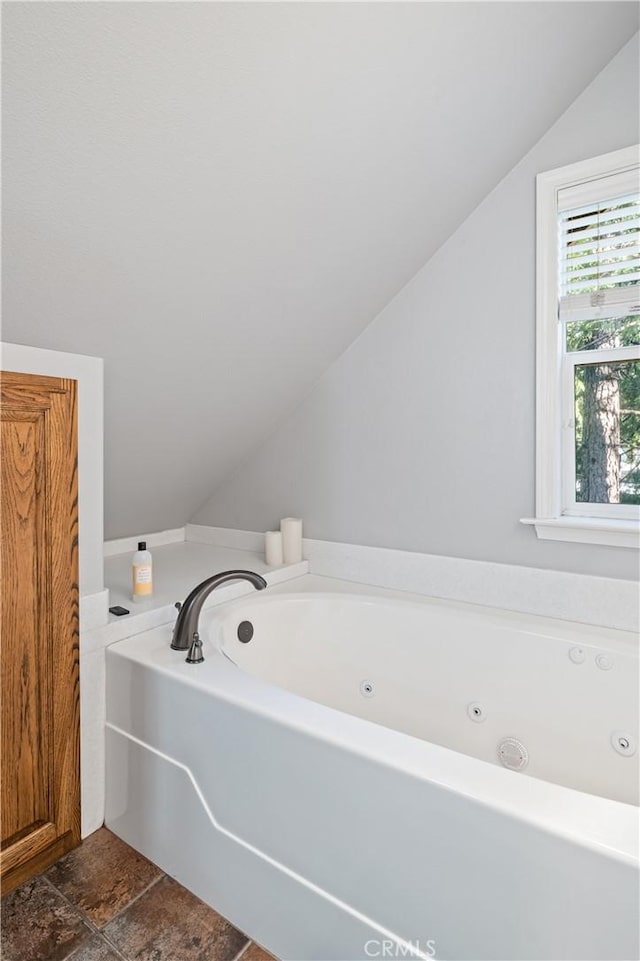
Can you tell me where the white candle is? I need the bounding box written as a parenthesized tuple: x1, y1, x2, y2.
(281, 517, 303, 564)
(265, 530, 283, 567)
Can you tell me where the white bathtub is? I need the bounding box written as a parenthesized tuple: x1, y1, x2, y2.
(105, 576, 639, 961)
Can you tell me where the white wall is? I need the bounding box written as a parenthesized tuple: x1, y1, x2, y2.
(193, 35, 640, 582)
(3, 2, 637, 540)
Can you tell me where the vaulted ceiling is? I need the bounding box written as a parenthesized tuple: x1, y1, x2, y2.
(3, 2, 638, 537)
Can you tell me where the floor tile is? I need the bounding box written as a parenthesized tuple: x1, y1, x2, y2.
(103, 875, 249, 961)
(67, 934, 123, 961)
(45, 827, 162, 927)
(0, 875, 93, 961)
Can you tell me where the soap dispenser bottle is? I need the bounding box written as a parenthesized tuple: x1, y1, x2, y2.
(132, 541, 153, 601)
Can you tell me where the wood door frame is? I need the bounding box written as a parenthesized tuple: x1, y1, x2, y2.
(1, 371, 81, 892)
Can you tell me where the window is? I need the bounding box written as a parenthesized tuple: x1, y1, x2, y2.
(524, 145, 640, 548)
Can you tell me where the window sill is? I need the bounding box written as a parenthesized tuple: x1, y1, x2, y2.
(520, 516, 640, 549)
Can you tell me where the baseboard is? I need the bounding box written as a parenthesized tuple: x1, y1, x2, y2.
(186, 524, 265, 552)
(104, 527, 186, 557)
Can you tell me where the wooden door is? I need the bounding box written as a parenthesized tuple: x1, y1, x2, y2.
(1, 371, 81, 891)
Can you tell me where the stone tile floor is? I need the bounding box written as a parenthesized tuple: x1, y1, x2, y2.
(1, 827, 275, 961)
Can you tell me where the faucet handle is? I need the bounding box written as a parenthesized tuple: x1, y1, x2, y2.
(185, 631, 204, 665)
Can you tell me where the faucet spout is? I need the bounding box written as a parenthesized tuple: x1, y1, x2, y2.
(171, 569, 267, 652)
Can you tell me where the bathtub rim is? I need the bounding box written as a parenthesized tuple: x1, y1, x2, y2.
(213, 587, 640, 657)
(106, 616, 639, 869)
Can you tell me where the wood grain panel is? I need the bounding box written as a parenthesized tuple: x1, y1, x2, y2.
(1, 410, 50, 841)
(1, 370, 80, 892)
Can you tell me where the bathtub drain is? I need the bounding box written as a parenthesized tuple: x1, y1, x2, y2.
(360, 680, 375, 698)
(497, 737, 529, 771)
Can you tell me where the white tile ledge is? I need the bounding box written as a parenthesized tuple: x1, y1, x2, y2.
(86, 560, 309, 653)
(184, 525, 638, 632)
(521, 516, 640, 549)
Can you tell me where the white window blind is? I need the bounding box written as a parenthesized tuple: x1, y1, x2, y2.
(558, 167, 640, 323)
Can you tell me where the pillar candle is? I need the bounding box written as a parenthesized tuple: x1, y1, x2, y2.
(281, 517, 303, 564)
(265, 530, 284, 567)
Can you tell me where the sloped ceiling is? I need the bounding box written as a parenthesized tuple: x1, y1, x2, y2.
(3, 2, 638, 538)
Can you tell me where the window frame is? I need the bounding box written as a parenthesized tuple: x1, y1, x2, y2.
(523, 145, 640, 549)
